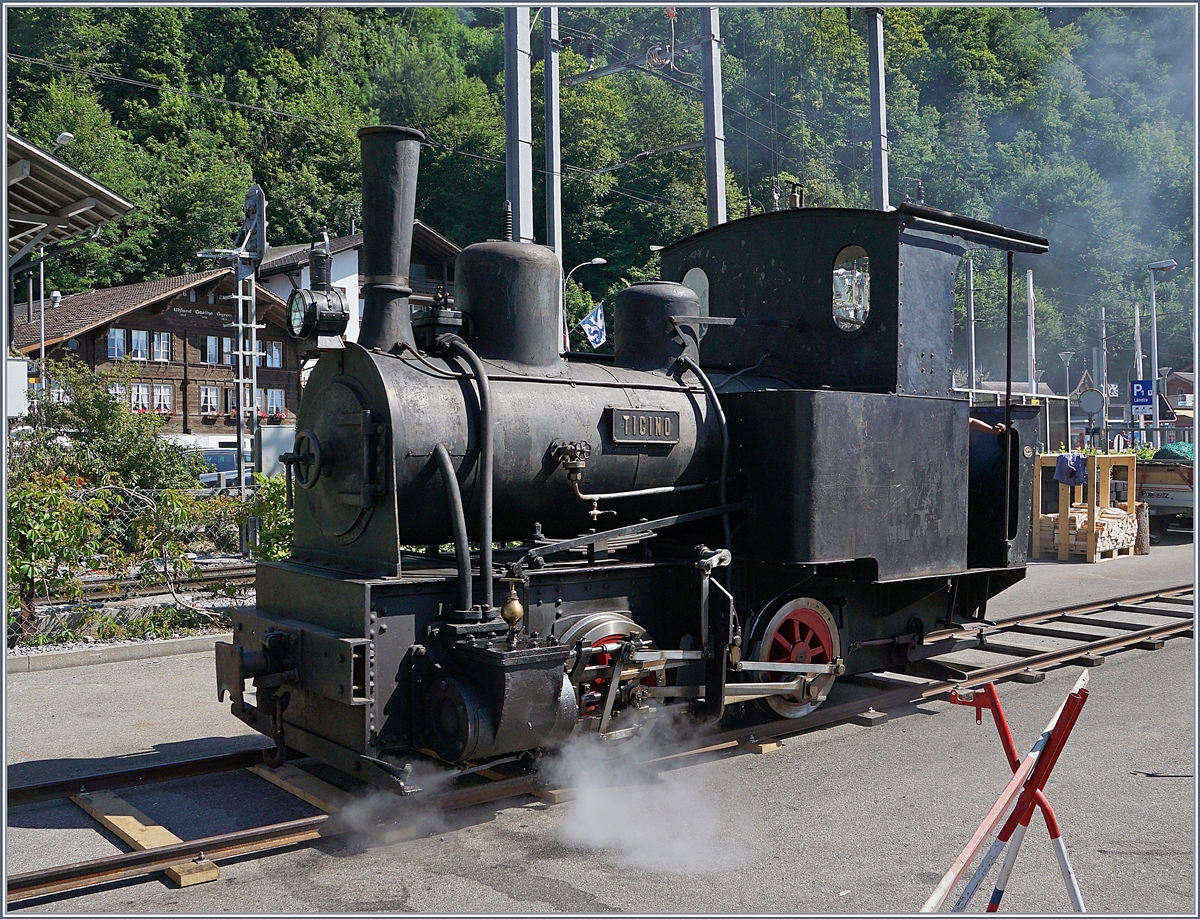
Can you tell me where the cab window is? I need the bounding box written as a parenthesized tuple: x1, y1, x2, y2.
(832, 246, 870, 331)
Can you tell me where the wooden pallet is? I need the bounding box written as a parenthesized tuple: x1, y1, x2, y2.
(1032, 453, 1138, 563)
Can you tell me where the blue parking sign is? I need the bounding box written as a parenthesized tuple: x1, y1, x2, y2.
(1131, 379, 1154, 416)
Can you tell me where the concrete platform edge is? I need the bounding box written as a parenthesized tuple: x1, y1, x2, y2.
(7, 633, 232, 673)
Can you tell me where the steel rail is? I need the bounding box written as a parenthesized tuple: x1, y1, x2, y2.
(7, 748, 277, 809)
(653, 593, 1193, 763)
(6, 816, 329, 902)
(5, 776, 540, 903)
(7, 589, 1192, 903)
(922, 584, 1193, 644)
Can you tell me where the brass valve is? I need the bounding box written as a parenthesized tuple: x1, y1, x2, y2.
(499, 579, 525, 639)
(551, 440, 592, 483)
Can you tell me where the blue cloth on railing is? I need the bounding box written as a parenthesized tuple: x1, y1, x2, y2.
(1054, 452, 1088, 487)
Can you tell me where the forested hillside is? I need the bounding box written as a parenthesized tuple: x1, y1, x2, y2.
(7, 5, 1193, 388)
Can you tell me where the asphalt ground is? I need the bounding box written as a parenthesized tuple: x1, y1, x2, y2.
(5, 536, 1195, 914)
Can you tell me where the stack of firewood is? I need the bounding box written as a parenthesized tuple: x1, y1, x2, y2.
(1037, 502, 1138, 555)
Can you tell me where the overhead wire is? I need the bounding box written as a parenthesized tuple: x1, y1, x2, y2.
(602, 10, 1179, 257)
(11, 51, 676, 211)
(1008, 14, 1158, 120)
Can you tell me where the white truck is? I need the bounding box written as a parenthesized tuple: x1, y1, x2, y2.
(1137, 458, 1194, 541)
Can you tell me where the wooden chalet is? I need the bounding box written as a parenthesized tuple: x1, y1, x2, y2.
(11, 268, 298, 442)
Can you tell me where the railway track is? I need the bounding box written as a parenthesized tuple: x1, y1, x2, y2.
(7, 585, 1192, 905)
(35, 564, 258, 607)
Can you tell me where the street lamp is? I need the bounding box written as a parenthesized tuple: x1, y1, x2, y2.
(1148, 258, 1177, 447)
(50, 131, 74, 154)
(1058, 351, 1074, 396)
(562, 257, 606, 351)
(35, 285, 61, 405)
(1058, 350, 1075, 444)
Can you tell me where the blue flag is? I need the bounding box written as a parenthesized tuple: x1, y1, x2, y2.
(581, 301, 606, 348)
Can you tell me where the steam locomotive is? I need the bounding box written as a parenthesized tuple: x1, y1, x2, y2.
(216, 126, 1048, 789)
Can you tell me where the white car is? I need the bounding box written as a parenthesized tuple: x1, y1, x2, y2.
(192, 449, 255, 488)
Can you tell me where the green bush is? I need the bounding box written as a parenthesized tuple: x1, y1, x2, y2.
(6, 472, 122, 641)
(250, 474, 294, 561)
(11, 356, 208, 489)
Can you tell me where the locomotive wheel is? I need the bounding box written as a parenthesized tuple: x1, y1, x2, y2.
(748, 597, 841, 719)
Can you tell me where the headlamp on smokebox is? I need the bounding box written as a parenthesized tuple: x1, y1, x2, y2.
(288, 232, 348, 350)
(287, 287, 349, 350)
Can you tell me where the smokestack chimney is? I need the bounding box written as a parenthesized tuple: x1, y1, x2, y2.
(358, 125, 424, 351)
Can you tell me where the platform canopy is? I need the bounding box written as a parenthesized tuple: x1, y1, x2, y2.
(7, 132, 136, 275)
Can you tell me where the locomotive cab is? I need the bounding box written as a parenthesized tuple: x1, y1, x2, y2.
(661, 202, 1047, 580)
(217, 126, 1049, 788)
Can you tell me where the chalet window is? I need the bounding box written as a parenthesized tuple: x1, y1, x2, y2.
(254, 340, 265, 367)
(206, 290, 215, 304)
(130, 330, 149, 360)
(267, 389, 285, 416)
(153, 331, 171, 362)
(188, 289, 197, 302)
(205, 335, 220, 364)
(49, 381, 69, 404)
(254, 387, 265, 412)
(265, 341, 283, 368)
(222, 337, 234, 366)
(224, 388, 236, 412)
(131, 383, 151, 411)
(153, 384, 173, 413)
(200, 386, 221, 414)
(108, 383, 127, 401)
(107, 328, 127, 360)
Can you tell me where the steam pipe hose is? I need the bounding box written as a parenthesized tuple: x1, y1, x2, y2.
(438, 335, 494, 612)
(432, 442, 473, 612)
(679, 354, 732, 550)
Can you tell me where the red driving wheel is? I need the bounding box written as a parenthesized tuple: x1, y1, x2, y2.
(764, 607, 835, 669)
(752, 597, 840, 719)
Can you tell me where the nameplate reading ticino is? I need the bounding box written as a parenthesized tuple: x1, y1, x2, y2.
(609, 408, 680, 445)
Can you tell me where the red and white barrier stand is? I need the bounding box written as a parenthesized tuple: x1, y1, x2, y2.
(921, 671, 1090, 913)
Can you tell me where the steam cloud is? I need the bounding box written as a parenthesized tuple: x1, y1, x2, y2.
(547, 731, 763, 875)
(327, 759, 458, 848)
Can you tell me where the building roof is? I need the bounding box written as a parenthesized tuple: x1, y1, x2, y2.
(11, 268, 285, 353)
(7, 132, 136, 270)
(1070, 369, 1097, 398)
(259, 234, 364, 275)
(257, 221, 461, 276)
